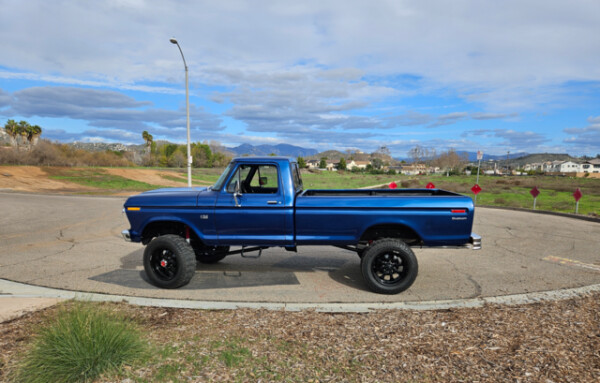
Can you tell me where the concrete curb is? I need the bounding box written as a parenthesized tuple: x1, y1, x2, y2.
(2, 278, 600, 314)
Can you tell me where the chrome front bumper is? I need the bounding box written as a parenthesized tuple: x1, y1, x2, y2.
(121, 230, 132, 242)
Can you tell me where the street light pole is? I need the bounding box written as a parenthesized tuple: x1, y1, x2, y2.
(170, 38, 192, 187)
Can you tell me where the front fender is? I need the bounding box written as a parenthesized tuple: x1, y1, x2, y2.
(125, 212, 210, 244)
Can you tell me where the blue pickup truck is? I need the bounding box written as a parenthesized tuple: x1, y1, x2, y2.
(122, 157, 480, 294)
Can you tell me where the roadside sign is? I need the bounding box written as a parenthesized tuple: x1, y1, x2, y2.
(477, 150, 483, 160)
(426, 182, 435, 189)
(389, 181, 397, 189)
(471, 184, 482, 195)
(573, 188, 582, 214)
(530, 187, 540, 209)
(530, 187, 540, 198)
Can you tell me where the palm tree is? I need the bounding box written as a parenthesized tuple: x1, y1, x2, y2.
(4, 119, 19, 148)
(17, 121, 30, 150)
(27, 125, 42, 148)
(142, 130, 153, 154)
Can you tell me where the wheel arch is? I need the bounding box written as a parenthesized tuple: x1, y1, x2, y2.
(359, 223, 422, 246)
(140, 217, 205, 245)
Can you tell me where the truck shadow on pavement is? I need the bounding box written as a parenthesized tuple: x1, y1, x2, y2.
(90, 250, 365, 291)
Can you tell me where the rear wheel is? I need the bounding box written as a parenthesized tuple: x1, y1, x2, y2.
(143, 234, 196, 289)
(360, 238, 418, 294)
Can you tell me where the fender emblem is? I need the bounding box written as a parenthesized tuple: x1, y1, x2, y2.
(200, 214, 209, 220)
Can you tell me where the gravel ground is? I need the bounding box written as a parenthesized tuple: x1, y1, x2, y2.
(1, 293, 599, 382)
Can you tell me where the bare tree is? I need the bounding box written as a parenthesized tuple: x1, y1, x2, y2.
(433, 149, 468, 172)
(408, 145, 435, 164)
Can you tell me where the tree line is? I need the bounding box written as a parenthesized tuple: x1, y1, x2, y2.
(3, 120, 42, 150)
(139, 130, 231, 168)
(1, 123, 232, 168)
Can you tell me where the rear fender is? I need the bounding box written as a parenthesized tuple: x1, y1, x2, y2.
(359, 222, 423, 246)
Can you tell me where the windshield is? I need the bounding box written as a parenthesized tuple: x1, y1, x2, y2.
(210, 163, 233, 191)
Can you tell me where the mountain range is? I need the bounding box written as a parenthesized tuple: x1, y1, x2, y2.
(225, 143, 318, 158)
(1, 130, 589, 165)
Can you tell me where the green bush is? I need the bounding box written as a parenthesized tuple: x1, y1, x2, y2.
(16, 302, 148, 383)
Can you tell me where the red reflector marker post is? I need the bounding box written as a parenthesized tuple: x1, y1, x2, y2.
(573, 188, 582, 214)
(471, 184, 482, 205)
(530, 186, 540, 210)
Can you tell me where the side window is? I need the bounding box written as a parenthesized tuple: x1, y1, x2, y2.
(226, 164, 279, 194)
(291, 163, 303, 192)
(226, 165, 252, 193)
(249, 165, 279, 193)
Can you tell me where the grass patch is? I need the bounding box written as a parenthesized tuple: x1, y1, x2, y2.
(301, 170, 397, 189)
(216, 339, 253, 368)
(47, 168, 160, 191)
(15, 302, 148, 383)
(160, 174, 187, 183)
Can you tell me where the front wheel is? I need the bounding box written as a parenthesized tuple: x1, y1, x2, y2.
(143, 234, 196, 289)
(360, 239, 418, 294)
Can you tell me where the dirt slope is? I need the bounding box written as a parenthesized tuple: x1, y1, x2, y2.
(0, 166, 209, 194)
(0, 166, 95, 193)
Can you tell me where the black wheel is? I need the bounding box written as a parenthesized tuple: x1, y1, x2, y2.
(143, 234, 196, 289)
(193, 244, 230, 264)
(360, 238, 418, 294)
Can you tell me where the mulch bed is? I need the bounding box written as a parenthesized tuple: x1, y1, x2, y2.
(2, 293, 599, 382)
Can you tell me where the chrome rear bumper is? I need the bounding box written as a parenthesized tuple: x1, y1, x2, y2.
(470, 233, 482, 250)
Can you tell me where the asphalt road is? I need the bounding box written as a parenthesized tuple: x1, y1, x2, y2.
(1, 192, 599, 304)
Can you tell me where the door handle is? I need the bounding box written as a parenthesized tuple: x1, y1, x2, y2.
(267, 201, 278, 205)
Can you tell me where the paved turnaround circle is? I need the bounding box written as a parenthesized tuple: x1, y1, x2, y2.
(1, 192, 599, 304)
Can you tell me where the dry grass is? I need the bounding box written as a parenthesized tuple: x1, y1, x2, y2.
(2, 294, 599, 382)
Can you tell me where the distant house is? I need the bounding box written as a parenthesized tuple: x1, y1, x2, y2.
(548, 161, 580, 173)
(347, 160, 370, 170)
(524, 163, 543, 172)
(400, 163, 427, 175)
(581, 159, 600, 174)
(306, 160, 320, 169)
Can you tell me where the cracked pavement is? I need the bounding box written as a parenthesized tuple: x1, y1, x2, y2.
(1, 192, 599, 303)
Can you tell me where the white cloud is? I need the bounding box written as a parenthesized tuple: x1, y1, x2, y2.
(1, 1, 599, 155)
(1, 1, 598, 108)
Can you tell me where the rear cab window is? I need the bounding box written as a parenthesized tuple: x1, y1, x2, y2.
(291, 162, 303, 193)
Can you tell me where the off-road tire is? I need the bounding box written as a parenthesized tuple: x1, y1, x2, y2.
(143, 234, 196, 289)
(360, 238, 418, 294)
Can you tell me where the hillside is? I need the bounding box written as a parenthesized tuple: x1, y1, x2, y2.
(227, 143, 318, 157)
(307, 150, 392, 163)
(509, 153, 576, 167)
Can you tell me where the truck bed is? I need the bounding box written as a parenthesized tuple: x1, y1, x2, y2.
(295, 188, 475, 246)
(301, 188, 457, 197)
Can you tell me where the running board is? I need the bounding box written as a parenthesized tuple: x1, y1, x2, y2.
(224, 246, 269, 259)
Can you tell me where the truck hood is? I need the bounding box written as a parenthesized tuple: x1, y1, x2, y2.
(124, 187, 214, 208)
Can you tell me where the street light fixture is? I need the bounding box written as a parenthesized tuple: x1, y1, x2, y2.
(170, 37, 192, 187)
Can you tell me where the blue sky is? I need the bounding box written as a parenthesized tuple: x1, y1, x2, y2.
(1, 0, 599, 157)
